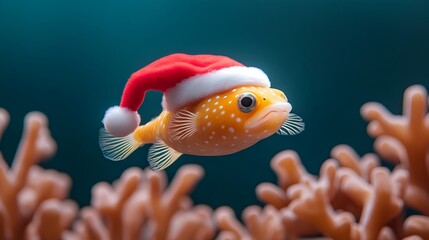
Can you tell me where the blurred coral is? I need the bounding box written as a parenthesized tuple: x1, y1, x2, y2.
(64, 165, 215, 240)
(1, 84, 428, 240)
(239, 84, 429, 240)
(362, 85, 429, 215)
(0, 109, 76, 240)
(215, 205, 285, 240)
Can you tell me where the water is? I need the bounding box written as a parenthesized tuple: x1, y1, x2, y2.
(0, 0, 428, 213)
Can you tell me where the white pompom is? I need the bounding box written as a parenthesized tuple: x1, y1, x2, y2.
(102, 106, 140, 137)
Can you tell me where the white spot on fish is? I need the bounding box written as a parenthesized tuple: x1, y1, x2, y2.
(232, 89, 237, 92)
(222, 136, 227, 139)
(212, 109, 217, 113)
(236, 118, 241, 123)
(205, 140, 209, 144)
(263, 130, 268, 133)
(215, 143, 219, 147)
(211, 131, 216, 135)
(219, 105, 223, 109)
(214, 102, 219, 105)
(209, 136, 213, 139)
(205, 115, 208, 119)
(245, 129, 249, 133)
(221, 125, 225, 129)
(233, 136, 238, 139)
(230, 144, 235, 147)
(205, 108, 210, 112)
(231, 113, 235, 118)
(228, 101, 232, 104)
(228, 127, 235, 133)
(208, 99, 212, 102)
(223, 96, 227, 99)
(221, 111, 225, 115)
(207, 122, 211, 127)
(216, 96, 220, 99)
(202, 104, 206, 107)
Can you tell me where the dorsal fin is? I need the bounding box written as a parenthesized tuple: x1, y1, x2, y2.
(170, 109, 197, 141)
(147, 141, 183, 171)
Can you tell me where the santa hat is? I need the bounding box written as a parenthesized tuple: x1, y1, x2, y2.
(103, 53, 271, 137)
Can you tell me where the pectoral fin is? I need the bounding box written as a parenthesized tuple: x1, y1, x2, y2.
(276, 113, 305, 135)
(170, 109, 197, 140)
(148, 141, 183, 171)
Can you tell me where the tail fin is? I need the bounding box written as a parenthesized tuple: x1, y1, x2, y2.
(99, 128, 142, 161)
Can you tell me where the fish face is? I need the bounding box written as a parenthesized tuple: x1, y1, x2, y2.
(241, 88, 291, 137)
(190, 86, 291, 154)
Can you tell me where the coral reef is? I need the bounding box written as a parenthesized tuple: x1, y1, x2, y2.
(64, 166, 215, 240)
(0, 84, 428, 240)
(219, 85, 429, 240)
(0, 109, 76, 240)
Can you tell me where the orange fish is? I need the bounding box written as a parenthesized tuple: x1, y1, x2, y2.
(100, 54, 304, 170)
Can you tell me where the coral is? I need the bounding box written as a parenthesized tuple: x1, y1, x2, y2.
(0, 108, 76, 240)
(361, 85, 429, 215)
(1, 84, 428, 240)
(65, 165, 215, 240)
(232, 84, 429, 240)
(215, 205, 285, 240)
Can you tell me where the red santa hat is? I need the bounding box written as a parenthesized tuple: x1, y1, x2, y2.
(103, 53, 270, 137)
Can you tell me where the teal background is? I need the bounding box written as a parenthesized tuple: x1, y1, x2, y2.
(0, 0, 428, 213)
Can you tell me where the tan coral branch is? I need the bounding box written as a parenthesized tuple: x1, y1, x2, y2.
(331, 145, 379, 181)
(0, 109, 75, 240)
(69, 164, 213, 240)
(215, 205, 285, 240)
(215, 206, 249, 240)
(289, 185, 354, 240)
(168, 205, 214, 240)
(121, 191, 147, 240)
(149, 165, 204, 240)
(361, 85, 429, 215)
(359, 168, 403, 240)
(25, 199, 77, 240)
(404, 215, 429, 239)
(92, 167, 142, 240)
(256, 150, 314, 209)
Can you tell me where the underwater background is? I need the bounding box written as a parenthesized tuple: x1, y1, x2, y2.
(0, 0, 428, 214)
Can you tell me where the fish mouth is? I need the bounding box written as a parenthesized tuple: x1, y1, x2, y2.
(245, 102, 292, 129)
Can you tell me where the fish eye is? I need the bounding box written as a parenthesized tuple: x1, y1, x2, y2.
(238, 92, 256, 113)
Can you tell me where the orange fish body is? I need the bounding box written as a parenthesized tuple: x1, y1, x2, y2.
(135, 86, 290, 155)
(100, 54, 304, 170)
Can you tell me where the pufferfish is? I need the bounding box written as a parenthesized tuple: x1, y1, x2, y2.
(100, 53, 304, 170)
